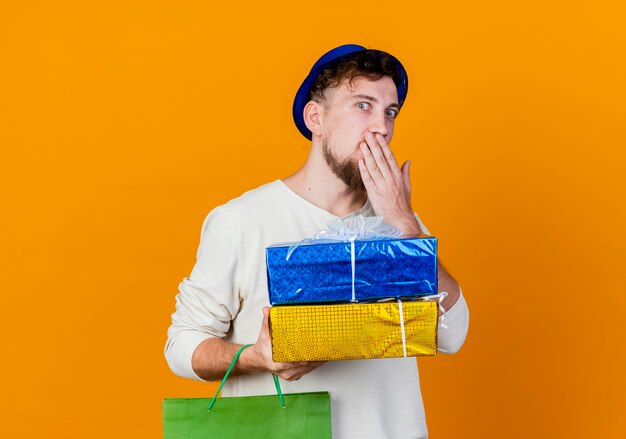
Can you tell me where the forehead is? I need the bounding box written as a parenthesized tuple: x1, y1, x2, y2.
(330, 76, 399, 104)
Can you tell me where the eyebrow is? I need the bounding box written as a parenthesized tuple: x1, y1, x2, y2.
(351, 94, 400, 110)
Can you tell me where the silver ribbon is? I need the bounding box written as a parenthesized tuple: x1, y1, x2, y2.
(416, 291, 449, 329)
(397, 299, 407, 357)
(285, 215, 403, 302)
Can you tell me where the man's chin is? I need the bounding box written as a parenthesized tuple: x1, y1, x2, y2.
(323, 141, 366, 191)
(342, 175, 366, 192)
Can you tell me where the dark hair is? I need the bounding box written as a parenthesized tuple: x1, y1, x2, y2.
(308, 50, 402, 104)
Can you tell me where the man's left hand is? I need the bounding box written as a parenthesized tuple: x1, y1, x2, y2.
(358, 132, 422, 235)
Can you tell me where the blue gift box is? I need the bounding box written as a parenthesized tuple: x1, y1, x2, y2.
(266, 237, 438, 305)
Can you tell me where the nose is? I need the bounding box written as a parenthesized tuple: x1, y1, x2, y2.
(368, 111, 389, 138)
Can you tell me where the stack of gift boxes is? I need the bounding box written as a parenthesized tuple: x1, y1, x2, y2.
(265, 235, 441, 362)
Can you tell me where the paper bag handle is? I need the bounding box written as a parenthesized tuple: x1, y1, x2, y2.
(207, 344, 286, 411)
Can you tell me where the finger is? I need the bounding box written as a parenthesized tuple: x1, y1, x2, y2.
(364, 133, 393, 181)
(306, 361, 327, 368)
(278, 361, 324, 369)
(376, 133, 401, 176)
(275, 360, 326, 379)
(273, 361, 311, 371)
(360, 142, 384, 183)
(358, 158, 379, 193)
(289, 364, 324, 380)
(261, 306, 270, 331)
(401, 160, 412, 195)
(286, 371, 307, 381)
(279, 365, 317, 381)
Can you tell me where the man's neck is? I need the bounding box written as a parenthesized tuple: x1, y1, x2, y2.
(282, 148, 367, 218)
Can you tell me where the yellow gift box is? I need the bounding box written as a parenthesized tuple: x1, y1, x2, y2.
(269, 300, 438, 362)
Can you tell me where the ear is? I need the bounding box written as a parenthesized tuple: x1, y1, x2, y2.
(303, 100, 323, 138)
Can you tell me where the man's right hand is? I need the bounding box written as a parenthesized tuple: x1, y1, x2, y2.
(239, 307, 326, 381)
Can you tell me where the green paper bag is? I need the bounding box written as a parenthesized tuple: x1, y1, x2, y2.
(163, 345, 332, 439)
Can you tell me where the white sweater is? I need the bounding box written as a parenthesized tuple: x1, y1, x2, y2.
(165, 180, 469, 439)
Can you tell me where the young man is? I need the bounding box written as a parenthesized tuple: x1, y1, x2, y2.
(165, 44, 469, 438)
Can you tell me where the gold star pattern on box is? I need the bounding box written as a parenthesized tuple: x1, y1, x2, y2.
(269, 300, 438, 362)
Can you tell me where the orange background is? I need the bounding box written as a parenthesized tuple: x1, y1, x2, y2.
(1, 1, 625, 438)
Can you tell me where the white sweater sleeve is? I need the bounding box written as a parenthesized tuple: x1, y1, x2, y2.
(437, 289, 469, 354)
(164, 206, 241, 381)
(414, 213, 469, 354)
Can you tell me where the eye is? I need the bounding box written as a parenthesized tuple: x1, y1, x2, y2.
(356, 102, 371, 110)
(386, 108, 399, 118)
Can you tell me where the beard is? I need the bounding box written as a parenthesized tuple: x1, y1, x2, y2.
(322, 139, 366, 192)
